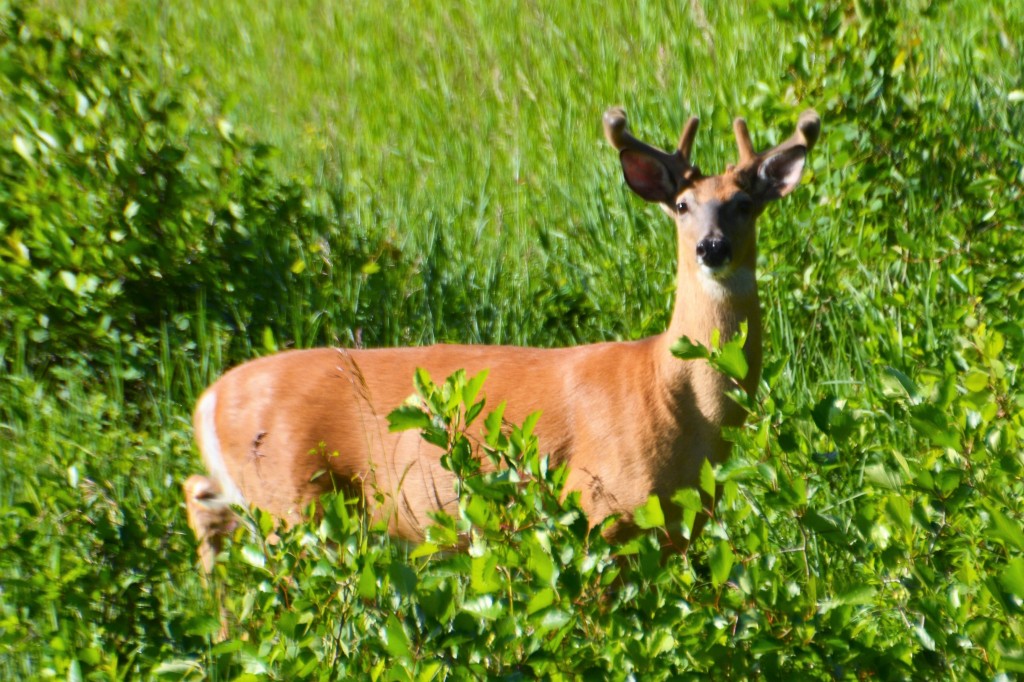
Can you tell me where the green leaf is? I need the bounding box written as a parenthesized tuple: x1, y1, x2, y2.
(996, 654, 1024, 674)
(67, 659, 83, 682)
(803, 509, 848, 546)
(421, 426, 449, 450)
(913, 623, 936, 651)
(442, 370, 466, 413)
(424, 514, 459, 547)
(123, 200, 140, 220)
(699, 459, 717, 499)
(527, 587, 555, 615)
(409, 542, 441, 559)
(985, 504, 1024, 551)
(483, 401, 506, 448)
(538, 608, 572, 633)
(634, 495, 665, 530)
(1000, 557, 1024, 598)
(884, 366, 920, 401)
(210, 639, 244, 656)
(471, 551, 502, 593)
(463, 495, 499, 532)
(526, 534, 557, 584)
(12, 134, 34, 162)
(811, 395, 837, 434)
(389, 563, 418, 597)
(383, 615, 412, 659)
(963, 369, 989, 393)
(837, 585, 877, 606)
(909, 403, 960, 449)
(261, 326, 277, 352)
(217, 117, 234, 140)
(671, 488, 703, 512)
(712, 344, 748, 381)
(59, 270, 77, 292)
(648, 631, 677, 656)
(864, 463, 903, 490)
(416, 662, 442, 682)
(461, 595, 502, 620)
(241, 544, 265, 569)
(818, 395, 856, 443)
(358, 563, 377, 599)
(78, 648, 102, 666)
(982, 329, 1005, 360)
(387, 405, 432, 432)
(153, 660, 205, 677)
(463, 369, 489, 407)
(884, 495, 912, 532)
(465, 399, 485, 427)
(413, 367, 434, 402)
(521, 410, 541, 439)
(670, 335, 709, 360)
(709, 540, 734, 586)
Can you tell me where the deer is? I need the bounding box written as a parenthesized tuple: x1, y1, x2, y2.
(184, 105, 820, 572)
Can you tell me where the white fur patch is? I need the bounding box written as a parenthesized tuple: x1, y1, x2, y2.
(698, 265, 756, 301)
(195, 391, 246, 507)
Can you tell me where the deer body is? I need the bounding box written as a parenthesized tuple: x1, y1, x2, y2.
(185, 107, 819, 570)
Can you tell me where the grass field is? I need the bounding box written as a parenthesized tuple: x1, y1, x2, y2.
(3, 0, 1024, 678)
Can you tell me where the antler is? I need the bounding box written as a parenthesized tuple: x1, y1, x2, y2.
(603, 107, 701, 182)
(731, 109, 821, 169)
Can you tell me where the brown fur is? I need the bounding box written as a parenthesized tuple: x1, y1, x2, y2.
(184, 107, 819, 570)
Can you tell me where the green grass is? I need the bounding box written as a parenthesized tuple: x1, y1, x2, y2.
(42, 1, 788, 179)
(38, 0, 808, 354)
(3, 0, 1024, 677)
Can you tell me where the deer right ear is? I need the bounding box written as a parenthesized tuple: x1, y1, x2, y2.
(755, 145, 808, 200)
(620, 150, 676, 204)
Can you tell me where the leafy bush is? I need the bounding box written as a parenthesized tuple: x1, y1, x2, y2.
(202, 370, 627, 679)
(0, 375, 205, 678)
(172, 364, 1024, 679)
(0, 6, 375, 382)
(190, 370, 757, 679)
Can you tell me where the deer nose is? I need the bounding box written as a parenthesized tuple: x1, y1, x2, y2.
(696, 238, 731, 269)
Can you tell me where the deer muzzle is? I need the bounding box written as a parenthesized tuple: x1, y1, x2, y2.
(696, 237, 732, 270)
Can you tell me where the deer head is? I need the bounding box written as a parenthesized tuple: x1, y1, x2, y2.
(604, 107, 820, 288)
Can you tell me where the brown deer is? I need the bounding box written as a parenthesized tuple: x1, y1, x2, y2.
(184, 106, 820, 571)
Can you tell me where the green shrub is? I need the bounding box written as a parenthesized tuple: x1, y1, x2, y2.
(183, 363, 1024, 679)
(0, 6, 373, 383)
(0, 374, 206, 679)
(198, 370, 695, 679)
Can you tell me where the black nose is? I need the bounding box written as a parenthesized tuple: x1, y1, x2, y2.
(696, 238, 731, 268)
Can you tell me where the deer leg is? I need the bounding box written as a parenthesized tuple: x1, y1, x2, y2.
(183, 475, 237, 574)
(183, 475, 238, 641)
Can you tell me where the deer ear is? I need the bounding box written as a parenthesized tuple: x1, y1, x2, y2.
(620, 150, 676, 204)
(754, 146, 807, 200)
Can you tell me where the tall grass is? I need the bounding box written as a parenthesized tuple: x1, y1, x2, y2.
(38, 1, 806, 351)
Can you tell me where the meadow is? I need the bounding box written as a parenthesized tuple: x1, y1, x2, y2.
(1, 0, 1023, 678)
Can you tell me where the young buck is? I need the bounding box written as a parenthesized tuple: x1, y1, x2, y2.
(184, 106, 820, 571)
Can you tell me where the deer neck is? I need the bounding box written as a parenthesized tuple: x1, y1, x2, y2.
(654, 241, 763, 425)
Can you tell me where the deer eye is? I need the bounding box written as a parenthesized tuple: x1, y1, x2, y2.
(674, 200, 689, 214)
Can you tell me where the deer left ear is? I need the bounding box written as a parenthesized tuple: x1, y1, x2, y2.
(619, 149, 677, 204)
(754, 146, 807, 200)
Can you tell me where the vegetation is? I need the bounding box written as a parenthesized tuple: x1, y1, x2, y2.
(2, 0, 1022, 678)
